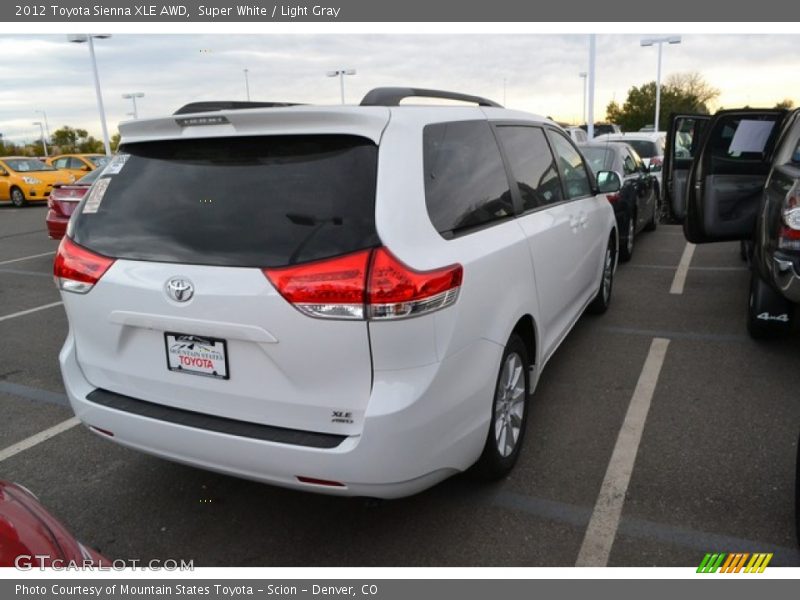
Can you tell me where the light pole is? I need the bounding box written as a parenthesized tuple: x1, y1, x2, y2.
(579, 72, 588, 125)
(68, 34, 112, 156)
(587, 35, 596, 139)
(243, 69, 250, 101)
(326, 69, 356, 104)
(640, 36, 682, 132)
(122, 92, 144, 119)
(35, 110, 50, 143)
(33, 121, 48, 157)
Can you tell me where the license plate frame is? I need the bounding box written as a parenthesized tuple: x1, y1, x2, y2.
(164, 332, 230, 380)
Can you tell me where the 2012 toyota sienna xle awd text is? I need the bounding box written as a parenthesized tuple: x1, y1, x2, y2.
(55, 88, 621, 498)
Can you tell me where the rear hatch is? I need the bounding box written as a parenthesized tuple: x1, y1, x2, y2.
(62, 113, 388, 436)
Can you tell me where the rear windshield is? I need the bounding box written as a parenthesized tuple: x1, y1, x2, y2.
(580, 146, 613, 173)
(70, 135, 379, 268)
(611, 139, 660, 158)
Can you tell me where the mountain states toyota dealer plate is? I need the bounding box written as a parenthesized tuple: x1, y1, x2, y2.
(165, 333, 229, 379)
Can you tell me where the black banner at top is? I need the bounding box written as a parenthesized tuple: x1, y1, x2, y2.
(2, 0, 798, 22)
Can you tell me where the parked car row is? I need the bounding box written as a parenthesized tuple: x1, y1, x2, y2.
(0, 153, 107, 208)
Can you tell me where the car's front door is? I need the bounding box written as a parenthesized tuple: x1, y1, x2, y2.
(664, 113, 710, 222)
(0, 161, 10, 201)
(684, 109, 787, 243)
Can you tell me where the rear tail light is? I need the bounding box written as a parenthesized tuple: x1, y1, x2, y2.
(779, 183, 800, 250)
(264, 247, 462, 321)
(53, 237, 115, 294)
(605, 193, 621, 204)
(649, 156, 663, 168)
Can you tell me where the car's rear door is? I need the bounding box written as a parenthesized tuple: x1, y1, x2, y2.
(664, 113, 710, 222)
(684, 109, 786, 243)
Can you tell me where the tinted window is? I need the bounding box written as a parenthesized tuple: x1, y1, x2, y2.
(424, 120, 513, 236)
(612, 139, 659, 158)
(497, 126, 563, 210)
(579, 146, 613, 174)
(70, 135, 379, 268)
(707, 115, 781, 161)
(548, 132, 592, 199)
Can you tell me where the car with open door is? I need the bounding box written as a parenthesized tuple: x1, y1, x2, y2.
(666, 107, 800, 338)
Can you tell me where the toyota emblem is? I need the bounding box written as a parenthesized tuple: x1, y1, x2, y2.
(166, 278, 194, 303)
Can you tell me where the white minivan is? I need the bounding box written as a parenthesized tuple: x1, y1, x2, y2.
(55, 88, 620, 498)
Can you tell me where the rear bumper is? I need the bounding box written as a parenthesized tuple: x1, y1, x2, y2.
(771, 252, 800, 303)
(60, 332, 502, 498)
(46, 211, 68, 239)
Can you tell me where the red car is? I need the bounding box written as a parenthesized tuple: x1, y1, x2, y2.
(0, 481, 106, 568)
(46, 168, 104, 240)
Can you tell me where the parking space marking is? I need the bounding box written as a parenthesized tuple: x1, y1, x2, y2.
(0, 301, 63, 323)
(629, 264, 747, 272)
(602, 326, 747, 343)
(0, 417, 80, 463)
(0, 250, 55, 266)
(494, 490, 800, 566)
(575, 337, 670, 567)
(670, 243, 696, 294)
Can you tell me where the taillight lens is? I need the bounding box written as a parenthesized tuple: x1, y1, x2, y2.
(649, 156, 663, 168)
(367, 247, 462, 319)
(782, 184, 800, 230)
(264, 250, 371, 320)
(53, 237, 115, 294)
(605, 193, 621, 204)
(264, 248, 463, 321)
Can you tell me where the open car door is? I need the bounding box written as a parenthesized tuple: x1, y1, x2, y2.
(664, 113, 710, 222)
(684, 109, 787, 244)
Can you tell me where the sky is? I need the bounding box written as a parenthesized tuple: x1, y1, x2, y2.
(0, 33, 798, 144)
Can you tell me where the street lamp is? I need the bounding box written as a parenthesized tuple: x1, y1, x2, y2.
(640, 36, 682, 132)
(326, 69, 356, 105)
(32, 121, 48, 157)
(579, 72, 588, 125)
(243, 69, 250, 101)
(67, 34, 112, 156)
(122, 92, 144, 119)
(34, 110, 50, 143)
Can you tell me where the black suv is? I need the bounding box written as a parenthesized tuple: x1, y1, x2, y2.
(664, 108, 800, 338)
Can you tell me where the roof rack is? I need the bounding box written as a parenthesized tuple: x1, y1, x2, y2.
(173, 101, 303, 115)
(360, 87, 502, 108)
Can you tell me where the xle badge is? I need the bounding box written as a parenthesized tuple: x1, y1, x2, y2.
(332, 411, 353, 424)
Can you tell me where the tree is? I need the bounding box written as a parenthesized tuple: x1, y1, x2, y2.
(606, 72, 720, 131)
(110, 132, 121, 152)
(50, 126, 90, 153)
(775, 98, 795, 110)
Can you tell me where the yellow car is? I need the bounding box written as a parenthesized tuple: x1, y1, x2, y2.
(46, 154, 111, 180)
(0, 157, 75, 207)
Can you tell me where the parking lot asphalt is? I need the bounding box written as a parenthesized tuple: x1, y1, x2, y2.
(1, 205, 798, 567)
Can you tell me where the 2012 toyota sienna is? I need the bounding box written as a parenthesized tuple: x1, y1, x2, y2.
(55, 88, 621, 498)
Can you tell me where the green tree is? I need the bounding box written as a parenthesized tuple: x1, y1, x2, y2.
(110, 132, 121, 152)
(606, 72, 719, 131)
(775, 98, 795, 110)
(50, 126, 90, 153)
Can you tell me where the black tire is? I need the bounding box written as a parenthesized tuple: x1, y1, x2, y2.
(472, 333, 530, 480)
(644, 193, 658, 232)
(747, 268, 794, 339)
(795, 431, 800, 546)
(586, 234, 616, 315)
(619, 211, 635, 263)
(10, 187, 26, 208)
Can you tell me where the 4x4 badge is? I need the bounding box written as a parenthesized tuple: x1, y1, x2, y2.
(166, 278, 194, 302)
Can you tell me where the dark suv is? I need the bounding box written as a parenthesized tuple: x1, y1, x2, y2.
(665, 108, 800, 338)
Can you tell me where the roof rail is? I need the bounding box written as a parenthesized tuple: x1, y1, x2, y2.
(173, 101, 303, 115)
(360, 87, 502, 108)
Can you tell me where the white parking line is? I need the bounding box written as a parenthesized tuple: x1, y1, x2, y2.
(0, 250, 55, 266)
(0, 417, 80, 463)
(670, 243, 696, 294)
(575, 337, 670, 567)
(0, 301, 63, 323)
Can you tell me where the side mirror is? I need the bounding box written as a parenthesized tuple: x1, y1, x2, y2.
(596, 170, 622, 194)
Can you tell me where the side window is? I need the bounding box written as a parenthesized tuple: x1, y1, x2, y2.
(496, 126, 563, 211)
(708, 115, 780, 161)
(548, 131, 592, 199)
(423, 120, 514, 237)
(54, 158, 69, 169)
(69, 157, 86, 169)
(622, 152, 636, 175)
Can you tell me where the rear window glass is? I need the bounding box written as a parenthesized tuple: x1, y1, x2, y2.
(70, 135, 379, 268)
(423, 120, 513, 237)
(580, 146, 613, 173)
(611, 139, 659, 158)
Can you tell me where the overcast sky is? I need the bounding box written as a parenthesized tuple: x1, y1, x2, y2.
(1, 33, 798, 143)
